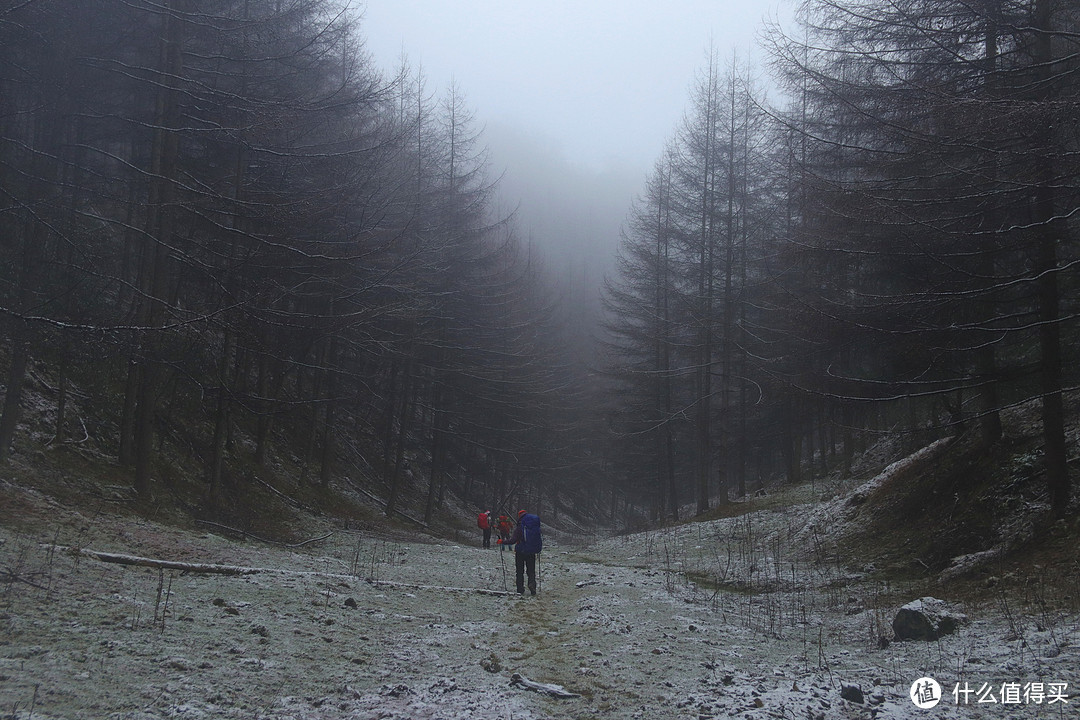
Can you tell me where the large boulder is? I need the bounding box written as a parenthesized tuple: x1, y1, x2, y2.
(892, 597, 966, 641)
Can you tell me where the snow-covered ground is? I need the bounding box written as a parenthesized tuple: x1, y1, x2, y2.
(0, 476, 1076, 720)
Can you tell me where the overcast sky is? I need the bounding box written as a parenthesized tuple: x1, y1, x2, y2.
(357, 1, 793, 321)
(359, 1, 790, 177)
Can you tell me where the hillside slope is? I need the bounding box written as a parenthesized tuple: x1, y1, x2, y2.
(1, 428, 1077, 719)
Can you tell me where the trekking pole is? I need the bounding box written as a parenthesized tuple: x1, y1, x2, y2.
(537, 553, 541, 594)
(500, 545, 507, 592)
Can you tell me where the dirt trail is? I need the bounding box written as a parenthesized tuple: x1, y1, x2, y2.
(2, 492, 1076, 720)
(488, 546, 775, 720)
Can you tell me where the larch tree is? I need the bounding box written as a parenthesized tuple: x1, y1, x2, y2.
(765, 0, 1079, 510)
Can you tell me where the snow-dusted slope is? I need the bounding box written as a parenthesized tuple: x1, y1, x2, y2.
(1, 470, 1075, 719)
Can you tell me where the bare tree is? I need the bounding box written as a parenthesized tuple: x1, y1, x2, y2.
(764, 0, 1078, 509)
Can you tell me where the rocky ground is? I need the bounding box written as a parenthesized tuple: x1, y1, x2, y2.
(1, 457, 1077, 720)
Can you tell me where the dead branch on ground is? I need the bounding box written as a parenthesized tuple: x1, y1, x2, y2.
(194, 520, 332, 549)
(1, 568, 50, 590)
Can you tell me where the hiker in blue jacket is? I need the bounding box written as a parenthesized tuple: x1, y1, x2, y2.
(509, 509, 542, 595)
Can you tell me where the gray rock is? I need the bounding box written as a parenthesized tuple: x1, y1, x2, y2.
(893, 597, 966, 640)
(840, 685, 864, 703)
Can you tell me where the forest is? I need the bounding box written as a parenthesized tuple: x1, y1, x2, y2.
(0, 0, 1077, 532)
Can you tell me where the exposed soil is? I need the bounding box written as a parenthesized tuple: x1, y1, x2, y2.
(2, 450, 1077, 720)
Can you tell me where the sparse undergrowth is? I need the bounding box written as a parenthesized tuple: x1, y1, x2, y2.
(2, 422, 1078, 719)
(0, 366, 1078, 720)
(661, 393, 1080, 624)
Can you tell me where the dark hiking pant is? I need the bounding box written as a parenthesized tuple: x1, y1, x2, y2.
(482, 528, 491, 548)
(515, 552, 536, 595)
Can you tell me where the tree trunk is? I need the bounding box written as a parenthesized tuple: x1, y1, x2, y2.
(207, 329, 235, 502)
(0, 331, 29, 463)
(424, 390, 447, 525)
(385, 364, 415, 518)
(119, 361, 140, 466)
(0, 116, 51, 461)
(782, 396, 802, 485)
(49, 350, 69, 445)
(319, 344, 339, 488)
(133, 363, 164, 500)
(974, 2, 1003, 446)
(129, 0, 184, 500)
(1031, 0, 1069, 514)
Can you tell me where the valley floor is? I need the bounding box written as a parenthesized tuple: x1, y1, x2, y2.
(0, 482, 1076, 719)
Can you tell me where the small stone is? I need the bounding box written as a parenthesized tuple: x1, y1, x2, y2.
(163, 657, 190, 671)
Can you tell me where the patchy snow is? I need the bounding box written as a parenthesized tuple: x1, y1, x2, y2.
(1, 476, 1076, 719)
(790, 439, 953, 549)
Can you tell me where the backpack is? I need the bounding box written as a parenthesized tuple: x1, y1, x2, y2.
(517, 513, 542, 554)
(477, 512, 490, 530)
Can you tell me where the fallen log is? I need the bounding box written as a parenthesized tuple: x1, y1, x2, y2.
(70, 548, 515, 591)
(72, 549, 261, 576)
(63, 547, 375, 581)
(510, 673, 580, 699)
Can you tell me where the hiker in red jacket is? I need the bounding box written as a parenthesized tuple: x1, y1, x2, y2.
(509, 509, 542, 595)
(496, 514, 512, 548)
(477, 510, 492, 548)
